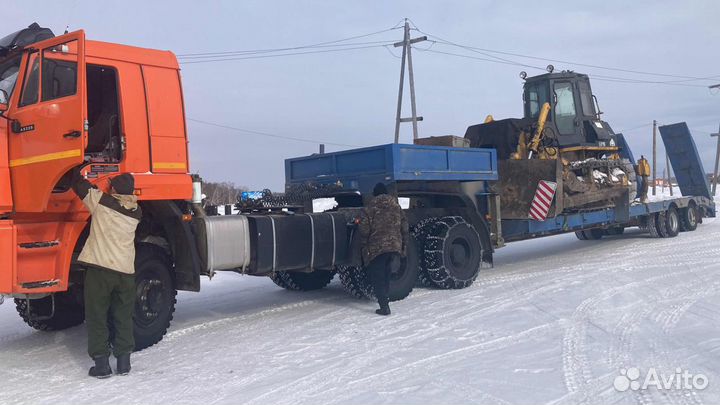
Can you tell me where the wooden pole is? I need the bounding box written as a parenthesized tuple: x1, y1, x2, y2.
(406, 28, 419, 140)
(393, 19, 426, 143)
(393, 21, 409, 144)
(711, 125, 720, 196)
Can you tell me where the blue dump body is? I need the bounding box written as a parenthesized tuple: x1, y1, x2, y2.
(286, 143, 497, 194)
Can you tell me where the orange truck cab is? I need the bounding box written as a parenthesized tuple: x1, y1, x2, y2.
(0, 24, 201, 349)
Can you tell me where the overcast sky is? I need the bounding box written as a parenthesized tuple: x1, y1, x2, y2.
(7, 0, 720, 190)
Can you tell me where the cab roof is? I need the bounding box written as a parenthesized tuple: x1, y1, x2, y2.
(524, 71, 589, 84)
(86, 40, 179, 70)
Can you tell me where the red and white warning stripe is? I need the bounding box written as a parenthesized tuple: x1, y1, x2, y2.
(529, 180, 557, 221)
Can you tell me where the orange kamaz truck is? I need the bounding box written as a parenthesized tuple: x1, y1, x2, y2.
(0, 24, 203, 349)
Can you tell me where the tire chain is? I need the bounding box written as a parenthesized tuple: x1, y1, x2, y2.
(411, 217, 440, 288)
(269, 270, 335, 291)
(336, 265, 374, 299)
(656, 211, 669, 238)
(423, 216, 480, 290)
(647, 213, 661, 238)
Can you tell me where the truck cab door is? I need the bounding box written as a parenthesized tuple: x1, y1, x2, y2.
(6, 31, 86, 212)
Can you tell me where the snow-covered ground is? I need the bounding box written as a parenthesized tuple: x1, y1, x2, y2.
(2, 205, 719, 404)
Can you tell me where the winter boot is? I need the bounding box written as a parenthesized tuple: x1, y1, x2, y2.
(89, 356, 113, 379)
(375, 303, 391, 316)
(116, 353, 131, 376)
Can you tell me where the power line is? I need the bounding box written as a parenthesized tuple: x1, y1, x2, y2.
(588, 74, 709, 88)
(616, 123, 653, 133)
(177, 40, 396, 60)
(417, 29, 719, 83)
(180, 44, 392, 64)
(187, 118, 361, 148)
(177, 26, 401, 58)
(423, 48, 546, 70)
(421, 47, 709, 88)
(175, 22, 718, 89)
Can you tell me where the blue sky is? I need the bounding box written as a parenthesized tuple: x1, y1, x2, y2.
(6, 0, 720, 190)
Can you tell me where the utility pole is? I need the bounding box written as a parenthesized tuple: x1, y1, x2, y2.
(652, 120, 657, 196)
(708, 84, 720, 195)
(712, 124, 720, 196)
(393, 18, 426, 143)
(666, 152, 673, 196)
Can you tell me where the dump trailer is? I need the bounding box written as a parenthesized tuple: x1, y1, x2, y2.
(0, 25, 714, 351)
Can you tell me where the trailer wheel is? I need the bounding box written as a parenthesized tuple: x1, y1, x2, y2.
(270, 270, 335, 291)
(423, 216, 482, 289)
(665, 207, 680, 237)
(584, 229, 604, 240)
(679, 204, 698, 232)
(133, 244, 176, 351)
(656, 211, 669, 238)
(337, 238, 420, 302)
(604, 226, 625, 236)
(14, 285, 85, 331)
(647, 213, 661, 238)
(574, 231, 588, 240)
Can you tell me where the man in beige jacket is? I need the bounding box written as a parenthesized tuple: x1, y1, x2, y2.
(71, 168, 141, 378)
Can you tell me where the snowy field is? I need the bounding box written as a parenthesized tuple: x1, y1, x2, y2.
(1, 202, 719, 404)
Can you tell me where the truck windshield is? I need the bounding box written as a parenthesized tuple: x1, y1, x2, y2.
(0, 55, 21, 99)
(525, 81, 549, 119)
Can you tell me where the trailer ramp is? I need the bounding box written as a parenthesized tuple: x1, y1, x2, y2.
(659, 122, 711, 199)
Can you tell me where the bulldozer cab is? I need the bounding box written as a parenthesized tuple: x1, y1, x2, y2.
(522, 72, 616, 149)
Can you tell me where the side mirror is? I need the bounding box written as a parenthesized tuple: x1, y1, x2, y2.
(0, 89, 8, 113)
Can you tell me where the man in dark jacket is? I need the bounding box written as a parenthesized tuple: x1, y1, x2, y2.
(359, 183, 409, 315)
(71, 168, 142, 378)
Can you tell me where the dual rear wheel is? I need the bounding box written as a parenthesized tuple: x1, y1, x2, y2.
(337, 216, 488, 301)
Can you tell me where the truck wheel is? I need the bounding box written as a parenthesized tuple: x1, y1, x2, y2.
(656, 211, 669, 238)
(337, 239, 420, 302)
(574, 231, 588, 240)
(134, 244, 176, 351)
(679, 205, 698, 232)
(388, 237, 419, 301)
(338, 265, 373, 299)
(412, 218, 439, 287)
(423, 216, 482, 289)
(665, 207, 680, 237)
(14, 285, 85, 331)
(270, 270, 335, 291)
